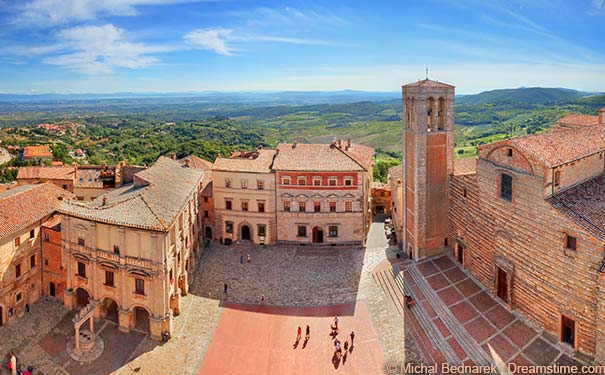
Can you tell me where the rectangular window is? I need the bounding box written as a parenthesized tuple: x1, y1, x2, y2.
(345, 202, 352, 212)
(15, 264, 21, 279)
(77, 237, 85, 246)
(258, 201, 265, 212)
(284, 200, 290, 212)
(77, 262, 86, 278)
(16, 292, 22, 302)
(241, 201, 249, 211)
(257, 180, 264, 190)
(566, 234, 577, 251)
(330, 202, 337, 212)
(297, 225, 307, 237)
(314, 202, 321, 212)
(29, 229, 35, 239)
(225, 221, 233, 233)
(203, 196, 208, 203)
(225, 178, 232, 188)
(500, 174, 512, 202)
(204, 210, 209, 218)
(105, 270, 114, 287)
(299, 202, 306, 212)
(258, 225, 266, 237)
(329, 226, 338, 237)
(225, 200, 232, 210)
(344, 179, 352, 186)
(554, 170, 561, 187)
(14, 237, 20, 247)
(30, 254, 36, 268)
(282, 177, 291, 185)
(135, 278, 145, 295)
(313, 178, 321, 186)
(297, 178, 306, 185)
(113, 245, 120, 254)
(329, 179, 337, 186)
(241, 179, 247, 189)
(44, 233, 50, 241)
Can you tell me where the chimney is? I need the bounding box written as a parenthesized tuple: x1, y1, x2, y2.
(599, 107, 605, 125)
(184, 159, 191, 168)
(345, 139, 351, 150)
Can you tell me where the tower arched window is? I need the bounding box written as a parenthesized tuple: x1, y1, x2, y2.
(438, 97, 446, 130)
(427, 97, 435, 131)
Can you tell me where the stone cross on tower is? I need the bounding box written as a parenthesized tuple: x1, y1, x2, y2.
(426, 67, 429, 80)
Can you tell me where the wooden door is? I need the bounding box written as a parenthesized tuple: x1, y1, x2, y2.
(561, 315, 575, 347)
(496, 267, 508, 303)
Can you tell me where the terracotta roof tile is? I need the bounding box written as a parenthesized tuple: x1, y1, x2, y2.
(212, 149, 276, 173)
(0, 183, 70, 238)
(273, 142, 374, 171)
(60, 157, 205, 231)
(17, 166, 73, 181)
(403, 79, 455, 88)
(548, 175, 605, 242)
(23, 145, 52, 159)
(179, 155, 213, 170)
(454, 157, 477, 175)
(556, 114, 599, 127)
(388, 165, 402, 182)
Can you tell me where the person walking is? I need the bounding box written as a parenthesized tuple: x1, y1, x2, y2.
(297, 326, 302, 341)
(240, 255, 244, 264)
(260, 294, 265, 303)
(334, 316, 339, 331)
(223, 283, 228, 294)
(350, 331, 355, 346)
(247, 254, 251, 263)
(305, 325, 310, 339)
(344, 340, 349, 352)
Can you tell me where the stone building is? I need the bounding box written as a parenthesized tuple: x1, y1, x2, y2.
(371, 182, 391, 214)
(16, 166, 74, 192)
(395, 77, 605, 362)
(22, 145, 53, 160)
(73, 163, 145, 201)
(0, 183, 69, 326)
(212, 149, 278, 245)
(272, 141, 374, 245)
(41, 215, 65, 301)
(59, 157, 206, 340)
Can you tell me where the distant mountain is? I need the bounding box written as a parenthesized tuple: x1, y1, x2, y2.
(456, 87, 599, 105)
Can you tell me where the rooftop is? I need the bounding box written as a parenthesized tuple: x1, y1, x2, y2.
(60, 156, 205, 231)
(548, 174, 605, 242)
(388, 164, 402, 183)
(0, 183, 70, 239)
(212, 149, 277, 173)
(17, 166, 74, 181)
(179, 155, 213, 171)
(273, 142, 374, 172)
(454, 157, 477, 176)
(556, 114, 600, 128)
(402, 79, 455, 89)
(23, 145, 53, 159)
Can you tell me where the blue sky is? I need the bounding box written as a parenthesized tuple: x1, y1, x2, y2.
(0, 0, 603, 94)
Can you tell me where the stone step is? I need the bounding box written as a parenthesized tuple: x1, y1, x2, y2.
(374, 267, 460, 364)
(407, 264, 494, 366)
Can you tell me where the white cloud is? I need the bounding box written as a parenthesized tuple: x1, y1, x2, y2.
(184, 28, 340, 56)
(17, 0, 202, 25)
(184, 28, 235, 56)
(43, 24, 159, 74)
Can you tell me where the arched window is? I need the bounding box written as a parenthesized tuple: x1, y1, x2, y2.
(427, 97, 435, 131)
(500, 174, 513, 202)
(438, 97, 446, 130)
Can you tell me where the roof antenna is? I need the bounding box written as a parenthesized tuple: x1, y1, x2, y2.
(425, 67, 429, 80)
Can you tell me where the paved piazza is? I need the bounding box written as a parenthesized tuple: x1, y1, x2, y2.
(0, 215, 409, 374)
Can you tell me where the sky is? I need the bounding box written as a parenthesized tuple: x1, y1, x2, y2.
(0, 0, 603, 94)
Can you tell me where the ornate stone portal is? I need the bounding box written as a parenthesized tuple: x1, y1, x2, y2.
(66, 303, 104, 362)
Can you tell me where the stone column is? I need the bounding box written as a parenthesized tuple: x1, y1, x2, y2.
(118, 308, 132, 333)
(64, 288, 75, 310)
(90, 299, 102, 319)
(180, 272, 188, 296)
(149, 315, 165, 341)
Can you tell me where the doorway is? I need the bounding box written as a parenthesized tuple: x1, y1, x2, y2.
(312, 226, 324, 243)
(241, 225, 251, 241)
(75, 288, 90, 309)
(133, 306, 150, 333)
(49, 282, 56, 297)
(455, 242, 464, 264)
(205, 226, 212, 241)
(561, 315, 575, 347)
(496, 267, 508, 303)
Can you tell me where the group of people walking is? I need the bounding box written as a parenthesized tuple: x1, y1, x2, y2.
(331, 316, 355, 363)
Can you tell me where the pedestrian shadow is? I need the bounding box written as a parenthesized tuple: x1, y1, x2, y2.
(302, 337, 309, 349)
(349, 345, 354, 354)
(293, 339, 299, 349)
(331, 351, 341, 369)
(342, 351, 347, 365)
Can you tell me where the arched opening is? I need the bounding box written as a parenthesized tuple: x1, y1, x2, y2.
(205, 226, 212, 241)
(102, 298, 119, 323)
(75, 288, 90, 310)
(426, 97, 435, 131)
(438, 97, 446, 130)
(241, 225, 251, 241)
(312, 226, 324, 244)
(133, 306, 150, 333)
(49, 282, 56, 297)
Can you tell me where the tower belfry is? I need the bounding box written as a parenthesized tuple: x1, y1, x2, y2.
(401, 78, 455, 260)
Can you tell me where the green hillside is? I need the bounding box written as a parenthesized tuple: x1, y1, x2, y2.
(457, 87, 588, 105)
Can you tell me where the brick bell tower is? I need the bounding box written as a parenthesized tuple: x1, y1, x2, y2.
(401, 78, 455, 261)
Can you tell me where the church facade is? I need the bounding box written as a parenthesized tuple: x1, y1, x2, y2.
(397, 78, 605, 362)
